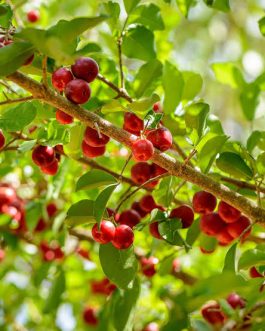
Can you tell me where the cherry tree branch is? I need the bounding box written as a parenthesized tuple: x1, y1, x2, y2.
(0, 96, 34, 106)
(6, 71, 265, 223)
(221, 176, 265, 194)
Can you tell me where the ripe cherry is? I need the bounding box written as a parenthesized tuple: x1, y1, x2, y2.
(193, 191, 217, 214)
(0, 130, 5, 150)
(218, 201, 241, 223)
(170, 205, 194, 228)
(34, 218, 47, 232)
(200, 213, 226, 236)
(172, 258, 181, 273)
(131, 162, 152, 185)
(227, 216, 251, 239)
(71, 57, 99, 83)
(249, 266, 263, 278)
(147, 127, 172, 152)
(27, 10, 40, 23)
(84, 127, 110, 147)
(150, 163, 167, 177)
(153, 102, 163, 113)
(0, 249, 5, 262)
(32, 145, 55, 167)
(91, 220, 115, 244)
(123, 112, 144, 135)
(131, 202, 148, 218)
(149, 222, 163, 239)
(0, 186, 16, 206)
(226, 293, 245, 309)
(82, 140, 105, 158)
(91, 278, 116, 296)
(132, 139, 154, 162)
(140, 195, 158, 213)
(118, 209, 141, 228)
(76, 247, 90, 260)
(140, 256, 159, 277)
(56, 109, 73, 125)
(143, 322, 159, 331)
(111, 225, 134, 249)
(65, 79, 91, 104)
(216, 227, 234, 245)
(52, 68, 73, 92)
(201, 301, 226, 325)
(83, 307, 98, 326)
(40, 159, 59, 176)
(46, 203, 57, 218)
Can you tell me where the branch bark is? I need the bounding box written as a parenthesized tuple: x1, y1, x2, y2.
(6, 71, 265, 223)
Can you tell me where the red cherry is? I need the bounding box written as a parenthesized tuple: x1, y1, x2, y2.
(52, 68, 73, 92)
(132, 139, 154, 162)
(46, 203, 57, 218)
(147, 127, 172, 152)
(84, 127, 110, 147)
(131, 162, 152, 185)
(0, 249, 5, 262)
(91, 278, 116, 296)
(82, 140, 105, 158)
(200, 247, 215, 254)
(71, 57, 99, 83)
(111, 225, 134, 249)
(218, 201, 241, 223)
(40, 159, 59, 176)
(34, 218, 47, 232)
(123, 112, 144, 135)
(172, 258, 181, 273)
(76, 247, 90, 260)
(44, 250, 56, 261)
(150, 163, 167, 177)
(56, 109, 73, 125)
(149, 222, 163, 240)
(193, 191, 217, 214)
(226, 293, 245, 309)
(170, 205, 194, 228)
(139, 195, 157, 213)
(153, 102, 163, 113)
(83, 307, 98, 326)
(131, 201, 148, 218)
(200, 213, 226, 236)
(27, 9, 39, 23)
(227, 216, 251, 239)
(0, 130, 5, 150)
(201, 301, 226, 325)
(143, 322, 160, 331)
(118, 209, 141, 228)
(65, 79, 91, 104)
(140, 256, 159, 277)
(249, 266, 263, 278)
(92, 220, 115, 244)
(32, 145, 55, 167)
(0, 187, 16, 206)
(216, 227, 234, 245)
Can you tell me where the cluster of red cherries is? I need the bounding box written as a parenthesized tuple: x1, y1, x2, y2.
(31, 144, 62, 176)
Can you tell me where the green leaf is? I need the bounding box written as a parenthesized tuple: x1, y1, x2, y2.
(101, 100, 128, 114)
(144, 110, 163, 129)
(186, 218, 200, 246)
(247, 131, 264, 152)
(176, 0, 197, 17)
(112, 277, 141, 331)
(203, 0, 230, 12)
(65, 199, 95, 227)
(124, 0, 141, 14)
(216, 152, 254, 179)
(123, 26, 156, 61)
(75, 42, 101, 56)
(134, 59, 163, 98)
(94, 184, 118, 223)
(223, 243, 237, 273)
(25, 201, 42, 232)
(76, 169, 117, 191)
(182, 71, 203, 101)
(64, 124, 85, 158)
(0, 41, 34, 76)
(259, 17, 265, 37)
(162, 61, 184, 115)
(159, 219, 190, 250)
(0, 103, 36, 131)
(257, 153, 265, 176)
(128, 94, 159, 118)
(43, 267, 65, 314)
(238, 249, 265, 270)
(199, 233, 218, 253)
(17, 140, 37, 153)
(38, 121, 70, 146)
(239, 83, 260, 121)
(99, 244, 138, 289)
(190, 320, 212, 331)
(212, 63, 245, 89)
(0, 4, 13, 28)
(131, 4, 165, 31)
(102, 2, 120, 30)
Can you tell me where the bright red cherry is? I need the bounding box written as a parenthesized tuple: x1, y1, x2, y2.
(226, 293, 245, 309)
(91, 220, 115, 244)
(83, 307, 98, 326)
(147, 127, 172, 152)
(131, 201, 148, 218)
(40, 159, 59, 176)
(143, 322, 160, 331)
(71, 57, 99, 83)
(201, 301, 226, 325)
(139, 195, 158, 213)
(76, 247, 90, 260)
(52, 68, 73, 92)
(32, 145, 55, 167)
(170, 205, 194, 228)
(132, 139, 154, 162)
(0, 130, 5, 150)
(82, 140, 105, 158)
(140, 256, 159, 277)
(249, 266, 263, 278)
(131, 162, 152, 185)
(227, 216, 251, 239)
(193, 191, 217, 214)
(218, 201, 241, 223)
(200, 213, 226, 236)
(91, 278, 116, 296)
(0, 186, 16, 206)
(123, 112, 144, 135)
(46, 203, 57, 218)
(65, 79, 91, 104)
(150, 163, 167, 177)
(216, 227, 234, 245)
(0, 249, 5, 262)
(118, 209, 141, 228)
(56, 109, 73, 125)
(111, 225, 134, 250)
(84, 127, 110, 147)
(149, 222, 163, 240)
(153, 102, 163, 113)
(27, 9, 40, 23)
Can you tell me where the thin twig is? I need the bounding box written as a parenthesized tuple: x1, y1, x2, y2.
(120, 153, 132, 178)
(221, 176, 265, 194)
(42, 56, 48, 88)
(0, 96, 33, 106)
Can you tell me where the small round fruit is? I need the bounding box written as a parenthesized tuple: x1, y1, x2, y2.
(71, 57, 99, 83)
(227, 216, 251, 239)
(201, 301, 226, 325)
(82, 140, 105, 158)
(153, 102, 163, 113)
(123, 112, 144, 135)
(65, 79, 91, 104)
(170, 205, 194, 228)
(118, 209, 141, 228)
(56, 109, 73, 125)
(249, 266, 263, 278)
(34, 218, 47, 232)
(143, 322, 159, 331)
(27, 9, 40, 23)
(131, 201, 148, 218)
(150, 163, 167, 177)
(0, 186, 16, 206)
(92, 220, 115, 244)
(216, 227, 234, 245)
(140, 256, 159, 278)
(0, 130, 5, 149)
(132, 139, 154, 162)
(0, 249, 5, 262)
(149, 222, 162, 240)
(84, 127, 110, 147)
(32, 145, 55, 167)
(47, 203, 57, 218)
(147, 127, 172, 152)
(140, 195, 157, 213)
(52, 68, 73, 92)
(172, 258, 181, 273)
(218, 201, 241, 223)
(111, 225, 134, 250)
(40, 159, 59, 176)
(131, 162, 152, 185)
(193, 191, 217, 214)
(200, 213, 226, 236)
(83, 307, 98, 326)
(226, 293, 245, 309)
